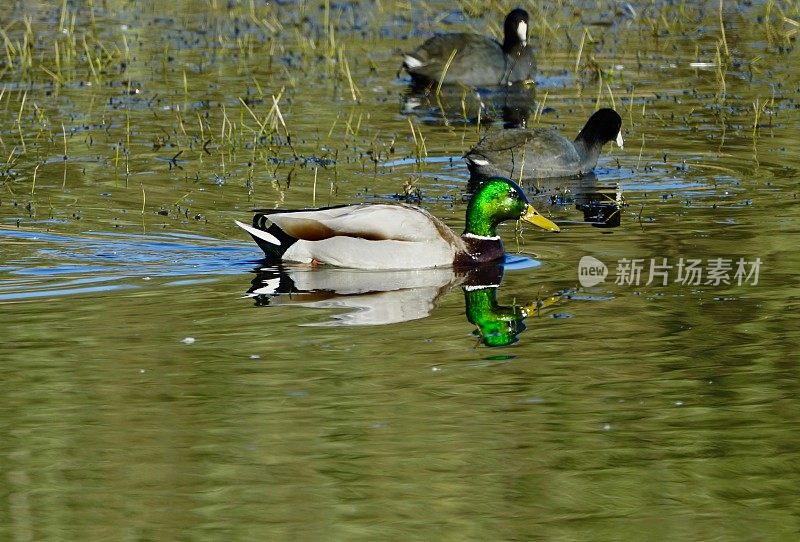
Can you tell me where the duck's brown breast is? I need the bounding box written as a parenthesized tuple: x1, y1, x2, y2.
(455, 236, 506, 266)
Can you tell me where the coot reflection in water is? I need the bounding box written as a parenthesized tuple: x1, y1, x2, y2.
(401, 82, 535, 128)
(532, 178, 626, 229)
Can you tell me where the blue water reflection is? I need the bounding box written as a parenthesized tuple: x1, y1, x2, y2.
(0, 228, 256, 301)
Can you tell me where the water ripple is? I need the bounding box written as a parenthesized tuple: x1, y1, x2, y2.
(0, 228, 256, 301)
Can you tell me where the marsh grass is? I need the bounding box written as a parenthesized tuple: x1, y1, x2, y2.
(436, 49, 459, 95)
(407, 117, 428, 169)
(0, 0, 796, 233)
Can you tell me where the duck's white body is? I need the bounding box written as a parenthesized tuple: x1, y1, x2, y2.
(236, 204, 468, 270)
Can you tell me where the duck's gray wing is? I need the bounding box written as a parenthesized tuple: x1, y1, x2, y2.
(265, 204, 463, 245)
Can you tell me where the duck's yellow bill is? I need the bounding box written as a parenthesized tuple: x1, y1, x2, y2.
(522, 205, 560, 232)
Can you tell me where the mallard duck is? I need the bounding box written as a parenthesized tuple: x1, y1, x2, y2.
(236, 177, 559, 270)
(402, 9, 536, 87)
(464, 108, 624, 181)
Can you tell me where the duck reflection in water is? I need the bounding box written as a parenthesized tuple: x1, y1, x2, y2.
(463, 277, 560, 347)
(245, 258, 563, 347)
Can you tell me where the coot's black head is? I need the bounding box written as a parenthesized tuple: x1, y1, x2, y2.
(503, 8, 530, 51)
(576, 108, 624, 149)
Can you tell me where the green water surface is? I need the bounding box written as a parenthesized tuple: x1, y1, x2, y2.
(1, 0, 799, 539)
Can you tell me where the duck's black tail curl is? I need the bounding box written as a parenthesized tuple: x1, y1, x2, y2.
(235, 214, 297, 260)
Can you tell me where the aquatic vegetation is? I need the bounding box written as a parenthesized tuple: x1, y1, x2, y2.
(0, 0, 795, 242)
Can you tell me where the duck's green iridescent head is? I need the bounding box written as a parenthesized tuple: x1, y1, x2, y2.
(463, 177, 560, 237)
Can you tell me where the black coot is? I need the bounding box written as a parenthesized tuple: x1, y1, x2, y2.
(402, 9, 536, 87)
(464, 108, 624, 181)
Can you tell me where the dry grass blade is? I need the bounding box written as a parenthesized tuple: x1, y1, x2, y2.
(436, 48, 458, 95)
